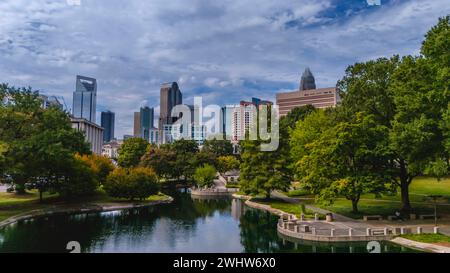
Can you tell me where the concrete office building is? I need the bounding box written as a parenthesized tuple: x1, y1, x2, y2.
(72, 75, 97, 123)
(102, 139, 122, 160)
(276, 68, 339, 116)
(71, 117, 104, 155)
(101, 111, 115, 142)
(230, 98, 272, 143)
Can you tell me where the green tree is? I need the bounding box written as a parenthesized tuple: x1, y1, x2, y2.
(240, 138, 291, 199)
(291, 111, 391, 213)
(140, 144, 176, 179)
(216, 155, 240, 173)
(193, 164, 217, 188)
(202, 139, 234, 157)
(56, 157, 99, 199)
(336, 16, 450, 212)
(0, 85, 90, 197)
(118, 138, 149, 168)
(171, 139, 199, 182)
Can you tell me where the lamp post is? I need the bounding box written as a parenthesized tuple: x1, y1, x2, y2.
(428, 195, 443, 227)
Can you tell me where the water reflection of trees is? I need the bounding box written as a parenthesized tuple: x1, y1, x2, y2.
(0, 190, 233, 253)
(239, 208, 287, 253)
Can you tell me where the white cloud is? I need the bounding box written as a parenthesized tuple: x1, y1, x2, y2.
(0, 0, 449, 138)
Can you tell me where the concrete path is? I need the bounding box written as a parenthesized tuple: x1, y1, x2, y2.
(0, 184, 8, 193)
(271, 191, 450, 235)
(391, 237, 450, 253)
(214, 176, 226, 190)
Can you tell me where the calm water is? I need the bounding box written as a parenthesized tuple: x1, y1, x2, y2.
(0, 190, 416, 253)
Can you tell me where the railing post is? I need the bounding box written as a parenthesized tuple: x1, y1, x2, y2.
(417, 227, 422, 234)
(348, 228, 353, 237)
(330, 228, 335, 237)
(366, 228, 371, 236)
(311, 227, 316, 235)
(434, 227, 440, 234)
(384, 228, 389, 236)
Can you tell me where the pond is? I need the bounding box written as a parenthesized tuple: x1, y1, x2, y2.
(0, 189, 417, 253)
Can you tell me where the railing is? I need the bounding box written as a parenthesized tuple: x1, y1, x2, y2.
(277, 215, 441, 242)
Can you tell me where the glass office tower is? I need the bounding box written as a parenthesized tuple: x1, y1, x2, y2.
(73, 75, 97, 123)
(101, 111, 115, 142)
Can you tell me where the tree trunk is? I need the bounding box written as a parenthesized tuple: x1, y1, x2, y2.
(265, 189, 271, 200)
(351, 199, 359, 213)
(400, 180, 412, 213)
(399, 159, 412, 213)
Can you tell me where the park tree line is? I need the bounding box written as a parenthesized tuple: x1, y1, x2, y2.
(239, 16, 449, 214)
(118, 137, 239, 188)
(0, 86, 160, 202)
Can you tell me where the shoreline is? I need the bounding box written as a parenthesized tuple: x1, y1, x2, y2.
(242, 198, 450, 252)
(0, 196, 173, 229)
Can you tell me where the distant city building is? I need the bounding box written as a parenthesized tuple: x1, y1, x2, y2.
(72, 75, 97, 123)
(102, 139, 122, 160)
(39, 95, 63, 110)
(159, 82, 182, 142)
(140, 106, 154, 141)
(276, 68, 339, 116)
(230, 98, 273, 143)
(70, 117, 104, 155)
(101, 111, 115, 142)
(133, 112, 141, 137)
(149, 128, 159, 144)
(299, 67, 316, 91)
(161, 124, 206, 145)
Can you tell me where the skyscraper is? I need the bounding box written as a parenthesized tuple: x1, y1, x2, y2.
(159, 82, 182, 130)
(72, 75, 97, 123)
(159, 82, 182, 143)
(299, 68, 316, 91)
(140, 106, 154, 141)
(133, 112, 141, 137)
(277, 68, 339, 116)
(101, 111, 115, 142)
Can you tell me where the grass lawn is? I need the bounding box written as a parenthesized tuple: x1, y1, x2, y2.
(253, 198, 323, 219)
(400, 233, 450, 244)
(0, 190, 171, 222)
(313, 177, 450, 219)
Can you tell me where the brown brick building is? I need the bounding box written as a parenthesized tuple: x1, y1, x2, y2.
(276, 68, 339, 116)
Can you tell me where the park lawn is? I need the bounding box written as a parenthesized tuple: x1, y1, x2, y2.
(253, 198, 322, 219)
(401, 233, 450, 244)
(0, 190, 171, 222)
(321, 198, 450, 219)
(308, 176, 450, 219)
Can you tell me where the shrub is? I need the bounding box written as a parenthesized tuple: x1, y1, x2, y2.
(194, 164, 217, 188)
(104, 167, 159, 201)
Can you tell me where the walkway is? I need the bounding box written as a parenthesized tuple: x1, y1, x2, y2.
(270, 191, 450, 236)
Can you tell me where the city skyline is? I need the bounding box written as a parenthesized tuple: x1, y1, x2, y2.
(1, 0, 449, 137)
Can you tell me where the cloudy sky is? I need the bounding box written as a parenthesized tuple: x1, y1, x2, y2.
(0, 0, 449, 138)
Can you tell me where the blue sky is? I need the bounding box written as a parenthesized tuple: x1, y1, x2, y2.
(0, 0, 449, 138)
